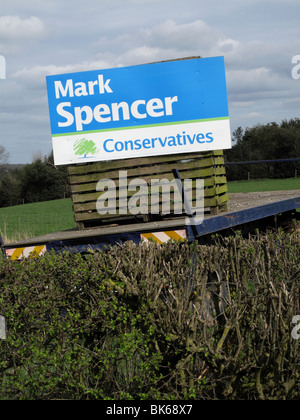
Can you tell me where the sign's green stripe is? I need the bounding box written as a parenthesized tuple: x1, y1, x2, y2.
(52, 117, 229, 138)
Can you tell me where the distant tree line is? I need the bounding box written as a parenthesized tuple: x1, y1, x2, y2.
(224, 118, 300, 181)
(0, 153, 70, 208)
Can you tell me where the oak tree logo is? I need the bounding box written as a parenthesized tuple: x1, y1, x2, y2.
(73, 138, 97, 159)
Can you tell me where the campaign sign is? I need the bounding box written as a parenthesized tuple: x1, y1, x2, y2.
(46, 57, 231, 165)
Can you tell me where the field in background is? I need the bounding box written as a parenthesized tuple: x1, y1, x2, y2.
(227, 177, 300, 193)
(0, 199, 76, 242)
(0, 178, 299, 242)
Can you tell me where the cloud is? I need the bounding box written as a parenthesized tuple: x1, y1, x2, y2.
(118, 46, 179, 67)
(1, 4, 299, 163)
(11, 59, 116, 89)
(228, 67, 282, 97)
(0, 15, 46, 55)
(141, 19, 220, 52)
(7, 17, 296, 120)
(93, 18, 295, 115)
(0, 15, 45, 40)
(7, 17, 296, 110)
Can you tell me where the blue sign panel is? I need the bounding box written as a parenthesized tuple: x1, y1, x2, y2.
(46, 57, 231, 165)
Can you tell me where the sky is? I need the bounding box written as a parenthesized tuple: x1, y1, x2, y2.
(0, 0, 300, 164)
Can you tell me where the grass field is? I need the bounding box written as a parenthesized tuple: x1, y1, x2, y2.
(0, 198, 76, 242)
(227, 177, 300, 193)
(0, 178, 299, 242)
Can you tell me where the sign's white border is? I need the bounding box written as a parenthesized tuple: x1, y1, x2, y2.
(52, 118, 231, 165)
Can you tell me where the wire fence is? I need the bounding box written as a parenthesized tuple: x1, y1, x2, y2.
(225, 158, 300, 181)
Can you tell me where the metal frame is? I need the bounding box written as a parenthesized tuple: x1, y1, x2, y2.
(2, 194, 299, 258)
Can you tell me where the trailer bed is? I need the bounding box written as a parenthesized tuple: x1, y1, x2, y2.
(2, 190, 300, 258)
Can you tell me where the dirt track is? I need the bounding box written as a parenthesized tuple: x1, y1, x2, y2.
(227, 190, 300, 212)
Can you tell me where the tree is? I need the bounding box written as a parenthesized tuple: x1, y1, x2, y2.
(232, 126, 244, 145)
(224, 119, 300, 180)
(0, 171, 22, 207)
(0, 145, 9, 165)
(0, 152, 70, 207)
(19, 154, 70, 203)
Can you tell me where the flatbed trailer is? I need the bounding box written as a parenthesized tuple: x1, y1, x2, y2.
(1, 190, 299, 260)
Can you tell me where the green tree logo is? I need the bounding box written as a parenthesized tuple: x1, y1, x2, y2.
(73, 138, 97, 158)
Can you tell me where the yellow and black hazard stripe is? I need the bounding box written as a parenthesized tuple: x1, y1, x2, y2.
(5, 245, 47, 260)
(140, 229, 186, 244)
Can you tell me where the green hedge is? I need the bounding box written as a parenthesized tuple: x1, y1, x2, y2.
(0, 230, 299, 400)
